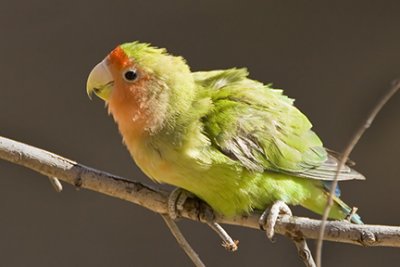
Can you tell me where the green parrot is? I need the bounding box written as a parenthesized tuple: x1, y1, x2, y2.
(86, 41, 364, 224)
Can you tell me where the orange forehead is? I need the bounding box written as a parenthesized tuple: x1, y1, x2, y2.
(108, 46, 130, 69)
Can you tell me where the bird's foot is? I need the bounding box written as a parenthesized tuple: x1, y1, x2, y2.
(168, 188, 194, 220)
(258, 200, 292, 240)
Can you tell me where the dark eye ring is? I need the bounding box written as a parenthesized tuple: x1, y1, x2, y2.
(123, 69, 138, 82)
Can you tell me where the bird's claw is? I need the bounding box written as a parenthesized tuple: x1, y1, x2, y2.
(168, 188, 193, 220)
(259, 200, 292, 240)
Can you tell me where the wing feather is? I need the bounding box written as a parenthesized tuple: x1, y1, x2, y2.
(195, 69, 365, 181)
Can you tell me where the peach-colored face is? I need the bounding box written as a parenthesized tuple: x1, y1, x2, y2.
(107, 46, 151, 102)
(87, 45, 166, 142)
(105, 46, 160, 139)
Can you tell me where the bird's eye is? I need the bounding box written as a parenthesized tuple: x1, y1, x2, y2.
(123, 69, 138, 82)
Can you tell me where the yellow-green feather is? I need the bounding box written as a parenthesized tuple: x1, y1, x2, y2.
(114, 42, 362, 223)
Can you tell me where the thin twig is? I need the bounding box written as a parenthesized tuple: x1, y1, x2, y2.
(161, 215, 206, 267)
(48, 177, 63, 192)
(207, 221, 238, 251)
(1, 136, 400, 266)
(315, 80, 400, 267)
(293, 238, 316, 267)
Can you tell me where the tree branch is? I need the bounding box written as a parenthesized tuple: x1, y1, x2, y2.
(1, 135, 400, 252)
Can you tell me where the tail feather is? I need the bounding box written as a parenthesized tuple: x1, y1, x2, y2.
(301, 187, 363, 224)
(333, 196, 363, 224)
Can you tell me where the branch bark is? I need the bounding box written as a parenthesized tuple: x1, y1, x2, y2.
(1, 135, 400, 248)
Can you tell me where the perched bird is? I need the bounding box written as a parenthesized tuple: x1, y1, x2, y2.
(86, 41, 364, 225)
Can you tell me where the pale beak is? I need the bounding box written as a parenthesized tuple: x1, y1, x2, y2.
(86, 59, 114, 101)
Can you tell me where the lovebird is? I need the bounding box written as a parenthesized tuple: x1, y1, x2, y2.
(86, 41, 364, 224)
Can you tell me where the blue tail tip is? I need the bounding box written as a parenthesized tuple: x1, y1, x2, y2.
(350, 213, 363, 224)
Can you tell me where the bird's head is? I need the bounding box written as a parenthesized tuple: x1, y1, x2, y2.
(86, 42, 195, 137)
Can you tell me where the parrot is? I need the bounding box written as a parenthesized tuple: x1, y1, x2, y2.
(86, 41, 364, 224)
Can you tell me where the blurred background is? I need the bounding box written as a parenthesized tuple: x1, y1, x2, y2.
(0, 0, 399, 266)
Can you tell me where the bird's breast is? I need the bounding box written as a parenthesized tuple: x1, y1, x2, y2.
(127, 139, 183, 185)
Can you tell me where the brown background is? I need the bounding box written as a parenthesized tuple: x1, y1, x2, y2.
(0, 1, 399, 266)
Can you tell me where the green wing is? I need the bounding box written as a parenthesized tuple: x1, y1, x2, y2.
(193, 69, 365, 181)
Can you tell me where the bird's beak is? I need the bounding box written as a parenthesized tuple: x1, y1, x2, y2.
(86, 59, 114, 101)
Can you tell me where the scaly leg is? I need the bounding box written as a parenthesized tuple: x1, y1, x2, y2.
(259, 200, 292, 240)
(168, 188, 194, 220)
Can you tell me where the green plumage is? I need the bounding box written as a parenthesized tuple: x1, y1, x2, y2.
(175, 68, 363, 222)
(89, 42, 365, 224)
